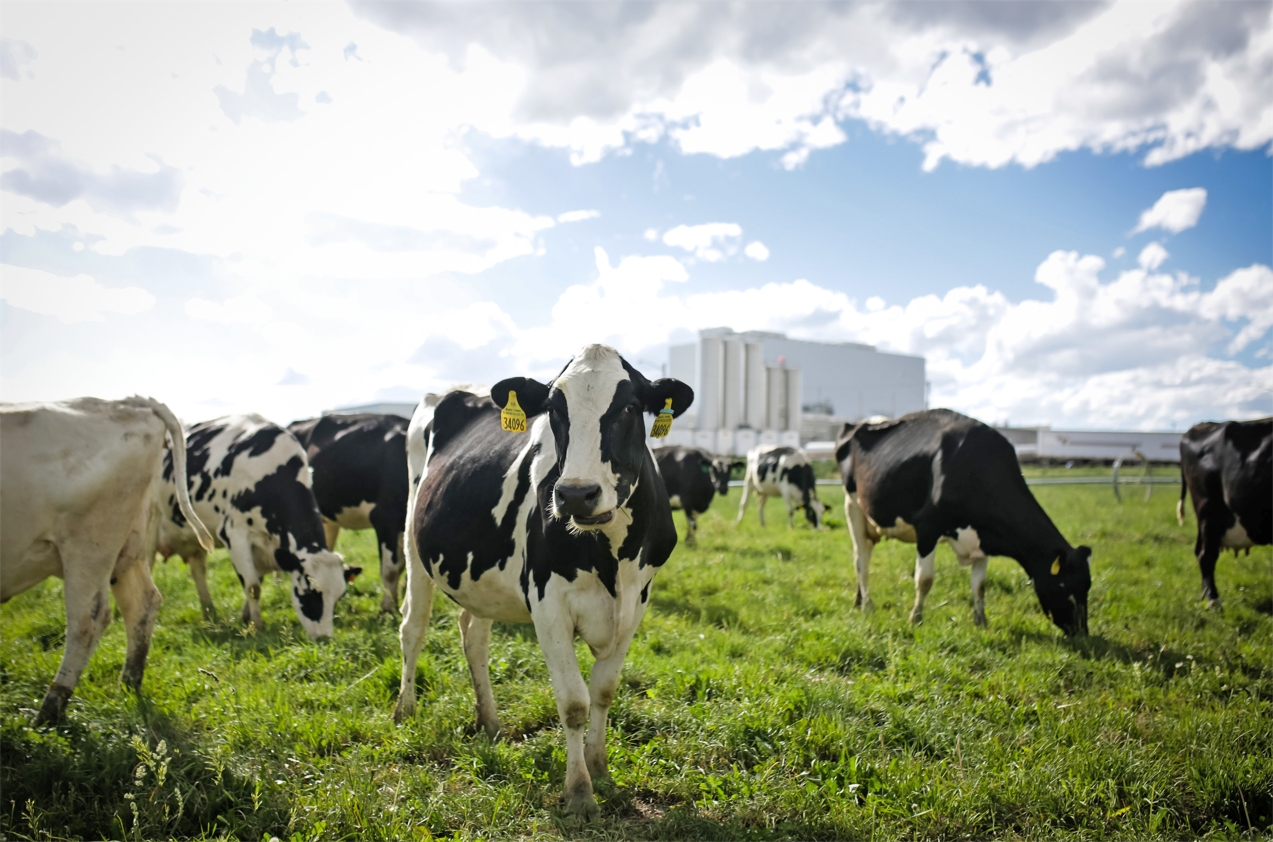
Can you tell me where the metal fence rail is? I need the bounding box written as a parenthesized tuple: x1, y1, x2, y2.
(730, 477, 1180, 487)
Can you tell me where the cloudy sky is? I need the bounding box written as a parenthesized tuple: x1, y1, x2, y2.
(2, 0, 1270, 430)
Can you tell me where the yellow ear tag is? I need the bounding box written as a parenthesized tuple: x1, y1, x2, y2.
(650, 398, 674, 438)
(1051, 557, 1062, 576)
(500, 390, 527, 433)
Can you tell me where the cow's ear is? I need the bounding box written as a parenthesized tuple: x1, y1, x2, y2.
(642, 378, 694, 418)
(343, 565, 363, 583)
(492, 377, 551, 417)
(834, 422, 858, 463)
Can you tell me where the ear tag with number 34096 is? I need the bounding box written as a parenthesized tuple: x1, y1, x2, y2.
(501, 390, 527, 433)
(650, 398, 674, 438)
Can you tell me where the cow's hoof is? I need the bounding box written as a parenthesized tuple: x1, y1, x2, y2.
(120, 666, 144, 691)
(861, 599, 875, 615)
(201, 604, 218, 621)
(909, 610, 923, 625)
(973, 611, 988, 628)
(564, 791, 600, 821)
(32, 684, 72, 727)
(393, 695, 415, 724)
(1206, 597, 1222, 611)
(478, 719, 502, 741)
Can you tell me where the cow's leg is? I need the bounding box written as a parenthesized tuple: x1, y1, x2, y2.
(186, 551, 217, 619)
(909, 550, 937, 625)
(225, 533, 263, 630)
(372, 517, 405, 615)
(533, 608, 598, 820)
(783, 487, 797, 529)
(969, 556, 989, 626)
(1197, 526, 1223, 609)
(394, 553, 435, 723)
(112, 559, 163, 690)
(584, 638, 634, 783)
(685, 510, 698, 547)
(323, 519, 340, 553)
(735, 482, 752, 524)
(459, 609, 500, 738)
(757, 494, 768, 527)
(34, 562, 113, 726)
(845, 495, 875, 613)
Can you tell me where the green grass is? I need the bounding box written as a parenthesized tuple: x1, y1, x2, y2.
(3, 485, 1270, 840)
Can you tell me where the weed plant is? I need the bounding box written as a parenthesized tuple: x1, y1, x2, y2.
(2, 485, 1269, 840)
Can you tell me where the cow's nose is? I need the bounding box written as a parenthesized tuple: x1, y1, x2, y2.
(555, 483, 601, 516)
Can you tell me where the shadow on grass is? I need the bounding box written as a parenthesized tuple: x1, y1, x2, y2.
(648, 594, 740, 629)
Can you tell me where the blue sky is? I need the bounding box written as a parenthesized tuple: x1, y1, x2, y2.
(1, 1, 1270, 429)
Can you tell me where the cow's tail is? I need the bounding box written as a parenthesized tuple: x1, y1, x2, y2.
(147, 398, 215, 552)
(1176, 470, 1187, 526)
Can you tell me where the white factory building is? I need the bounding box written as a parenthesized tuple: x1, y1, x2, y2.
(660, 328, 927, 454)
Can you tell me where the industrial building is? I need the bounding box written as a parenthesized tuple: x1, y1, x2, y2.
(661, 328, 927, 454)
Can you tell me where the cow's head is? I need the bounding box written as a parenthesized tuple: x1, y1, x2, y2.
(792, 463, 825, 529)
(492, 344, 693, 530)
(288, 549, 352, 640)
(1033, 545, 1091, 637)
(707, 456, 739, 496)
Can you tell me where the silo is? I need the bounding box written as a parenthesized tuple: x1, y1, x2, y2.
(744, 342, 766, 428)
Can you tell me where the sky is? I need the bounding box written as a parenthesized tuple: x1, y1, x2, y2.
(1, 0, 1270, 431)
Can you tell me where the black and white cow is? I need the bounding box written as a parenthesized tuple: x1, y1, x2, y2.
(288, 413, 409, 615)
(1, 396, 214, 725)
(1177, 417, 1271, 608)
(393, 345, 693, 820)
(735, 444, 824, 529)
(835, 409, 1091, 636)
(157, 414, 358, 639)
(653, 446, 736, 546)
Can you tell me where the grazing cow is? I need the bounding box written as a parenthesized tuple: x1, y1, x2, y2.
(653, 446, 736, 546)
(156, 415, 358, 639)
(735, 445, 824, 529)
(1177, 417, 1272, 608)
(288, 413, 409, 615)
(1, 396, 214, 725)
(835, 409, 1091, 636)
(394, 345, 693, 820)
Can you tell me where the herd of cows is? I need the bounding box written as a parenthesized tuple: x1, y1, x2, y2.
(1, 343, 1270, 819)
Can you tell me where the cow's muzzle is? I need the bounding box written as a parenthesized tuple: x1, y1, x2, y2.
(1067, 596, 1089, 637)
(555, 482, 607, 522)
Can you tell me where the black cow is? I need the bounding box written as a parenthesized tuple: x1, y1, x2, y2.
(736, 445, 824, 529)
(393, 345, 693, 820)
(654, 446, 735, 546)
(157, 415, 358, 639)
(1177, 417, 1272, 608)
(288, 413, 409, 615)
(835, 409, 1091, 636)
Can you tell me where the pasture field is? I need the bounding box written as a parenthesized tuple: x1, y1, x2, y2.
(2, 483, 1270, 840)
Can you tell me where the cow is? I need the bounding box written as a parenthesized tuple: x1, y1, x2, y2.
(735, 444, 824, 529)
(287, 413, 409, 615)
(1177, 417, 1272, 608)
(156, 414, 359, 639)
(835, 409, 1091, 636)
(653, 446, 736, 546)
(1, 396, 214, 725)
(393, 345, 693, 820)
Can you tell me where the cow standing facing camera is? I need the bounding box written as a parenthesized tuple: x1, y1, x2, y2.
(157, 415, 359, 640)
(736, 445, 825, 529)
(654, 446, 737, 546)
(836, 409, 1091, 637)
(394, 345, 693, 820)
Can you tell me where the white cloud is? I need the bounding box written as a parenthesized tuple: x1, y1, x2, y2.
(0, 264, 154, 322)
(1112, 246, 1126, 258)
(865, 296, 886, 312)
(557, 209, 599, 223)
(1138, 242, 1169, 271)
(643, 228, 659, 241)
(1134, 187, 1208, 234)
(185, 293, 274, 327)
(744, 240, 770, 261)
(354, 1, 1273, 171)
(662, 222, 741, 262)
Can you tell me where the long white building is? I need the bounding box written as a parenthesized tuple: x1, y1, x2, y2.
(663, 328, 927, 454)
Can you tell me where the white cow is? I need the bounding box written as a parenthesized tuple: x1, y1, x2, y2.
(1, 396, 213, 725)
